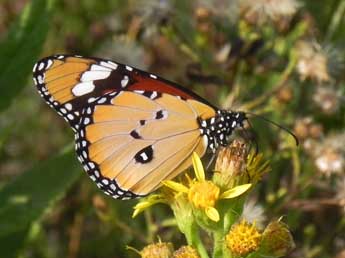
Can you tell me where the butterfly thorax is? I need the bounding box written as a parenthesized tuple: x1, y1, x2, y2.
(199, 110, 247, 153)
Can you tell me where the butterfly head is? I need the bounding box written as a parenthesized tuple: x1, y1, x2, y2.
(200, 110, 247, 153)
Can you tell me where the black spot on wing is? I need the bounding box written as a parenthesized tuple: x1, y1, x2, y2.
(155, 110, 164, 119)
(135, 145, 153, 164)
(94, 67, 136, 91)
(130, 130, 142, 139)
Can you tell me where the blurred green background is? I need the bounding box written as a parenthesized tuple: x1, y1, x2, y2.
(0, 0, 344, 257)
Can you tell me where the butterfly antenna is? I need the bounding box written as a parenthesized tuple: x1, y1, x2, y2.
(206, 152, 217, 171)
(245, 119, 259, 155)
(246, 112, 299, 146)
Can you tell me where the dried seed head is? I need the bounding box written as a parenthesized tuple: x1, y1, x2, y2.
(140, 242, 174, 258)
(260, 220, 295, 257)
(214, 140, 249, 189)
(173, 246, 200, 258)
(296, 41, 331, 84)
(240, 0, 301, 25)
(313, 133, 345, 176)
(293, 117, 323, 141)
(312, 85, 342, 115)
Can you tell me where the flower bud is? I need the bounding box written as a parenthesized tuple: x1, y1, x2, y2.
(260, 220, 295, 257)
(214, 140, 249, 189)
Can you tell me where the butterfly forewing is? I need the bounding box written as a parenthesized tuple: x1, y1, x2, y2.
(33, 55, 121, 129)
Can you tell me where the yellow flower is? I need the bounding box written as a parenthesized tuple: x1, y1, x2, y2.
(173, 245, 200, 258)
(246, 151, 271, 185)
(226, 219, 262, 257)
(164, 152, 251, 222)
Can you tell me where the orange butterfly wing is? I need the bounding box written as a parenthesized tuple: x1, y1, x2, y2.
(75, 91, 216, 198)
(33, 55, 233, 199)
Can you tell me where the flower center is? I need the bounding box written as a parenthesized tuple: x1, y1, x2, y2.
(188, 181, 220, 209)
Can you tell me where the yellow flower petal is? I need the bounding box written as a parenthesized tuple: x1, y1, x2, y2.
(133, 201, 151, 210)
(220, 184, 252, 199)
(132, 208, 142, 218)
(205, 206, 220, 222)
(162, 180, 189, 193)
(192, 152, 205, 181)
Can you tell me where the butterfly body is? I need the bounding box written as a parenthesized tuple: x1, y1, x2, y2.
(33, 55, 246, 199)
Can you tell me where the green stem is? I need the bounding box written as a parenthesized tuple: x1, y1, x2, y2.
(325, 0, 345, 41)
(223, 199, 243, 234)
(184, 223, 209, 258)
(212, 230, 225, 258)
(144, 209, 156, 243)
(213, 229, 234, 258)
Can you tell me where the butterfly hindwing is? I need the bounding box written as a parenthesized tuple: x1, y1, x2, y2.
(75, 91, 215, 199)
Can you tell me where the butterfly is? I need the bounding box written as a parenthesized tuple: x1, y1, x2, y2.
(33, 55, 247, 200)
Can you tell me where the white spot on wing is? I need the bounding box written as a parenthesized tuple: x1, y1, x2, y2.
(150, 91, 157, 99)
(97, 97, 107, 104)
(121, 75, 129, 87)
(84, 117, 90, 125)
(88, 97, 97, 103)
(125, 65, 133, 71)
(46, 59, 53, 69)
(37, 75, 44, 84)
(38, 62, 45, 71)
(150, 74, 157, 79)
(90, 64, 112, 72)
(140, 152, 148, 161)
(72, 82, 95, 96)
(33, 63, 38, 72)
(65, 103, 72, 110)
(67, 114, 74, 120)
(80, 70, 111, 82)
(100, 61, 118, 70)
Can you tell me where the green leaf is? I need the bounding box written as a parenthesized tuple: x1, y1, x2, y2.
(0, 0, 54, 112)
(0, 149, 82, 258)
